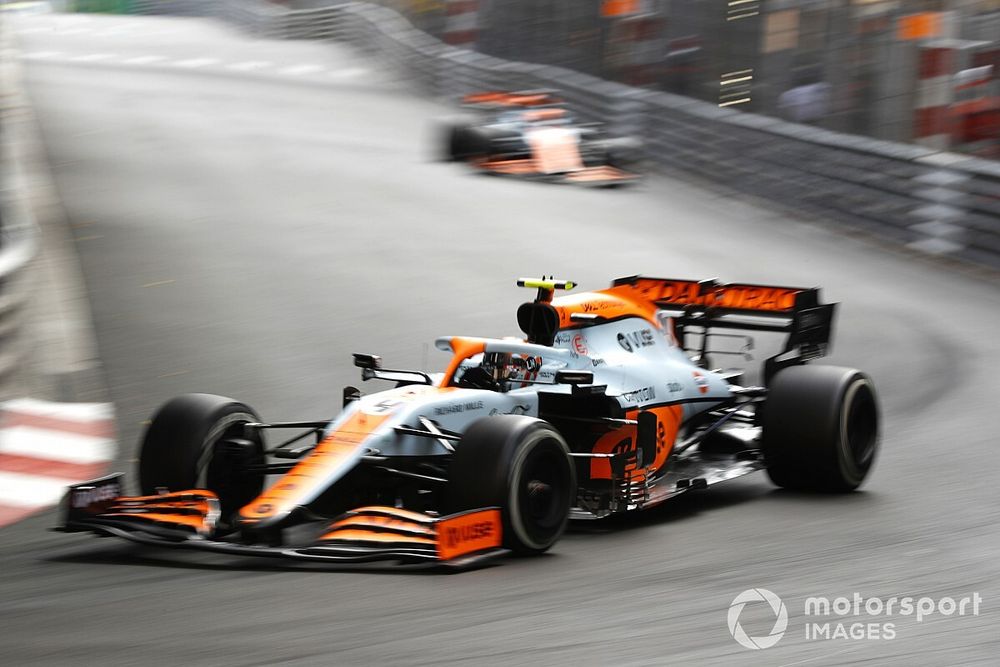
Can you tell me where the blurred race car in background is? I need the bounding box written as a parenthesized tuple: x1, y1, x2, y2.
(59, 276, 879, 569)
(442, 91, 642, 186)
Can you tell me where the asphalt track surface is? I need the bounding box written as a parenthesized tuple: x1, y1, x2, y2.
(3, 11, 999, 666)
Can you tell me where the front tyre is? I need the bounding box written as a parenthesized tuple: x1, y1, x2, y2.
(762, 365, 879, 492)
(138, 393, 265, 518)
(449, 416, 575, 555)
(443, 123, 493, 162)
(444, 123, 473, 161)
(585, 136, 642, 170)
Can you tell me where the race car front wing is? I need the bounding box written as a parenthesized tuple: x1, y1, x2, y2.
(56, 474, 507, 569)
(476, 157, 640, 186)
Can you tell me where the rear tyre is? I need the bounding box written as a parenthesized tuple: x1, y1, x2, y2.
(761, 365, 879, 492)
(138, 393, 265, 518)
(448, 416, 575, 555)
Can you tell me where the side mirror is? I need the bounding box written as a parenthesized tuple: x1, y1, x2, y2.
(353, 353, 382, 370)
(343, 386, 361, 408)
(555, 370, 593, 385)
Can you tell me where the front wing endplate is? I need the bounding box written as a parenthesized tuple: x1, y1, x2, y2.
(475, 158, 640, 185)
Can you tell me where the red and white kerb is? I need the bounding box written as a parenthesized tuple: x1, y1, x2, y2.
(914, 44, 956, 150)
(444, 0, 479, 48)
(0, 399, 116, 527)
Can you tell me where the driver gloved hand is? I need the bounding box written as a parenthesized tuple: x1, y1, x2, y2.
(458, 366, 499, 391)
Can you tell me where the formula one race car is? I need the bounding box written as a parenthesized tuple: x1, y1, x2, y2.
(59, 276, 879, 568)
(442, 91, 642, 186)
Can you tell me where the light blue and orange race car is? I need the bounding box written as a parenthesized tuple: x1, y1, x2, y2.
(443, 91, 642, 186)
(60, 277, 879, 568)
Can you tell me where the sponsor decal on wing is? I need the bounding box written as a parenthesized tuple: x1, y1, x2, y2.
(436, 509, 502, 561)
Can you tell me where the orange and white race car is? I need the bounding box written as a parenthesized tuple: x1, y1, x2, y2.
(442, 91, 642, 186)
(59, 277, 879, 569)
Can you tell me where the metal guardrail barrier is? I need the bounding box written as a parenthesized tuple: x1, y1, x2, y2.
(0, 19, 39, 394)
(0, 218, 36, 387)
(96, 1, 1000, 270)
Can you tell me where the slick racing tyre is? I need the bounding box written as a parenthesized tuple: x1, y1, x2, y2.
(444, 123, 475, 161)
(138, 393, 265, 519)
(761, 365, 879, 492)
(444, 123, 491, 161)
(449, 416, 575, 555)
(585, 137, 642, 170)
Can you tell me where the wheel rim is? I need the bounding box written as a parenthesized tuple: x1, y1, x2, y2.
(515, 441, 571, 546)
(526, 480, 554, 519)
(199, 413, 262, 516)
(195, 412, 257, 487)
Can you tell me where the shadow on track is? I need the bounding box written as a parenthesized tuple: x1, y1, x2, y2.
(565, 479, 878, 539)
(43, 482, 878, 575)
(42, 541, 507, 576)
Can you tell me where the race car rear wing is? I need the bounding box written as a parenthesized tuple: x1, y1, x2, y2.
(611, 276, 837, 382)
(461, 90, 564, 109)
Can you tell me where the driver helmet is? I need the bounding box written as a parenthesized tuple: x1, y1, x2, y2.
(483, 351, 513, 384)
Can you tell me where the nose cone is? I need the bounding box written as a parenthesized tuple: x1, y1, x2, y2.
(237, 410, 389, 528)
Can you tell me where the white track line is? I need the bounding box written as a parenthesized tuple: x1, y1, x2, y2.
(279, 63, 325, 76)
(70, 53, 115, 63)
(121, 55, 167, 66)
(226, 60, 273, 72)
(21, 50, 63, 60)
(173, 57, 220, 68)
(330, 67, 368, 79)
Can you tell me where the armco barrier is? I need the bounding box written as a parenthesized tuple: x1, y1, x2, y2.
(116, 1, 1000, 270)
(0, 221, 36, 391)
(0, 22, 39, 397)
